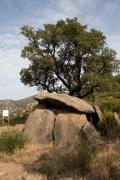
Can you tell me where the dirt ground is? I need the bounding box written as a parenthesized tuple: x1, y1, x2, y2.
(0, 162, 24, 180)
(0, 161, 47, 180)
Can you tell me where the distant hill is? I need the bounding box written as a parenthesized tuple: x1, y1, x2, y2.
(0, 91, 120, 116)
(0, 95, 36, 118)
(15, 96, 35, 107)
(0, 99, 18, 115)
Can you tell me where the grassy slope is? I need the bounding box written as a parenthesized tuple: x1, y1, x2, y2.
(85, 91, 120, 112)
(15, 91, 120, 111)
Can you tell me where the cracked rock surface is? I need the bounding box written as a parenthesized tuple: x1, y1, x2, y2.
(24, 93, 99, 148)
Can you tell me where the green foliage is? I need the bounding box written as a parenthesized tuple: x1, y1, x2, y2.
(20, 18, 117, 98)
(0, 121, 6, 127)
(115, 74, 120, 84)
(35, 163, 51, 176)
(97, 111, 120, 139)
(0, 130, 28, 154)
(86, 92, 120, 112)
(100, 98, 120, 112)
(10, 113, 29, 126)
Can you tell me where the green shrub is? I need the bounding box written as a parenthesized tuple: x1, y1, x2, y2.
(97, 111, 120, 139)
(100, 98, 120, 112)
(0, 130, 28, 154)
(0, 121, 6, 127)
(77, 129, 94, 177)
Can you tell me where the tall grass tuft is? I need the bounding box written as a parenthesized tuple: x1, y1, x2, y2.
(90, 144, 120, 180)
(97, 111, 120, 139)
(76, 129, 94, 178)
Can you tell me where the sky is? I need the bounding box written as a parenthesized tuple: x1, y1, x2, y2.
(0, 0, 120, 100)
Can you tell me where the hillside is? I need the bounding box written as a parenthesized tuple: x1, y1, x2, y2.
(0, 92, 120, 113)
(15, 96, 35, 107)
(0, 96, 36, 122)
(0, 96, 35, 112)
(86, 91, 120, 113)
(0, 99, 18, 116)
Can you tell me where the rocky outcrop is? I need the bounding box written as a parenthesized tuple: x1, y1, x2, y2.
(113, 112, 120, 125)
(54, 113, 98, 148)
(34, 93, 95, 113)
(24, 109, 55, 144)
(94, 105, 104, 121)
(24, 93, 100, 148)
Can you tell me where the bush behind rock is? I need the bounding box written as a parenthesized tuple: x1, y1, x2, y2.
(97, 111, 120, 139)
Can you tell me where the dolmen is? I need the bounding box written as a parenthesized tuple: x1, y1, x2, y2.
(24, 93, 101, 148)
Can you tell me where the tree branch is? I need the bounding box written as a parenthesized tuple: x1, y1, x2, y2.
(35, 76, 52, 93)
(48, 45, 71, 90)
(80, 85, 99, 98)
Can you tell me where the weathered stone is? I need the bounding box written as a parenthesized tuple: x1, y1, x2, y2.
(0, 172, 8, 180)
(34, 93, 95, 113)
(24, 109, 55, 144)
(24, 93, 100, 148)
(113, 112, 120, 125)
(54, 113, 98, 148)
(94, 105, 103, 121)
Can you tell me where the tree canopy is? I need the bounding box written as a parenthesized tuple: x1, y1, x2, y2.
(20, 18, 117, 98)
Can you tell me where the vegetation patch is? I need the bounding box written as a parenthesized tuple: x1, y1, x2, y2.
(9, 112, 29, 125)
(29, 132, 95, 179)
(0, 130, 28, 154)
(90, 144, 120, 180)
(97, 111, 120, 139)
(27, 142, 120, 179)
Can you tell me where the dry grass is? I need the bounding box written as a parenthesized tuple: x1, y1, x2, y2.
(0, 125, 52, 164)
(0, 143, 52, 164)
(0, 124, 24, 135)
(0, 126, 120, 180)
(89, 143, 120, 180)
(18, 172, 47, 180)
(0, 143, 53, 179)
(13, 143, 52, 164)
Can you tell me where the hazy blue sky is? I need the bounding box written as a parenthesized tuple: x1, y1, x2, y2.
(0, 0, 120, 100)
